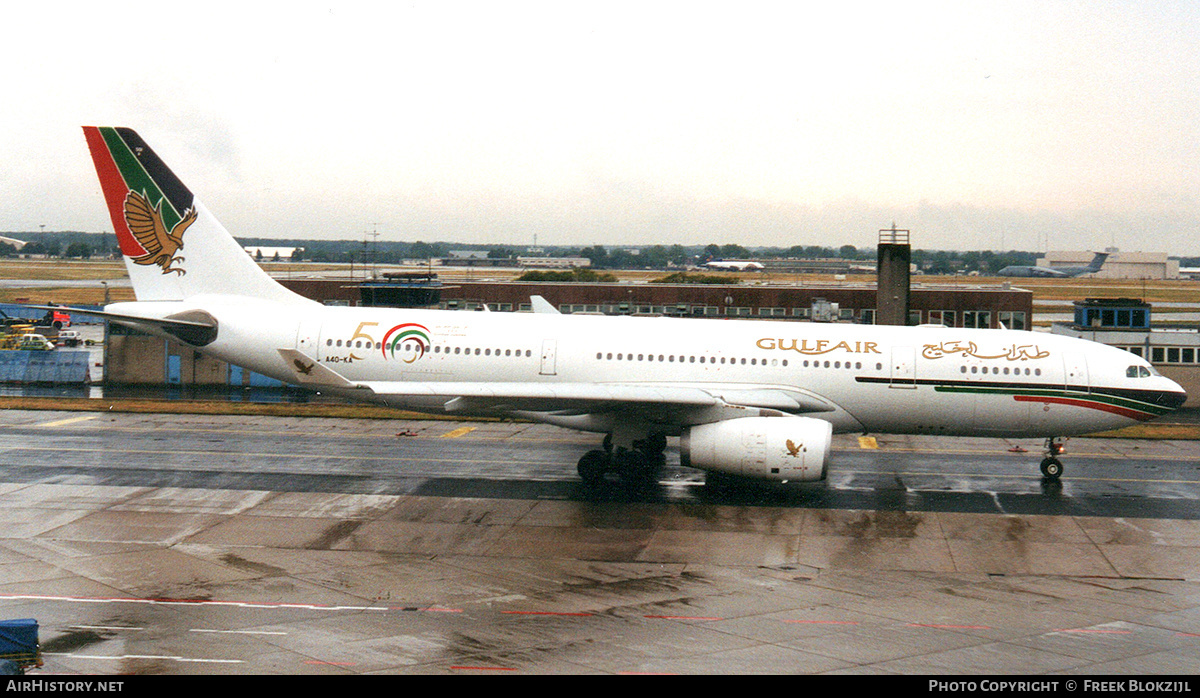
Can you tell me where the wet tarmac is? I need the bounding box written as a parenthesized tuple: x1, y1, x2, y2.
(1, 410, 1199, 674)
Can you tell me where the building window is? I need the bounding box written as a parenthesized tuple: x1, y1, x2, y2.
(999, 311, 1026, 331)
(963, 311, 991, 329)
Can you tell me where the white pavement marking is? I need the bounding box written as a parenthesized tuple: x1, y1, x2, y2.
(46, 653, 243, 664)
(0, 592, 392, 613)
(190, 628, 287, 635)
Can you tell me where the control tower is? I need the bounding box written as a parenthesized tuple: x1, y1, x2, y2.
(875, 225, 911, 326)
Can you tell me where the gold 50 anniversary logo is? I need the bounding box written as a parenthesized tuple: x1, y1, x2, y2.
(345, 321, 432, 363)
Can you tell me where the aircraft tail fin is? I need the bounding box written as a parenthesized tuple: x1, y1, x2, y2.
(1088, 252, 1109, 272)
(82, 127, 310, 306)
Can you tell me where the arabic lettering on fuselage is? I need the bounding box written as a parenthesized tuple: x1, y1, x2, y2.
(756, 337, 882, 355)
(921, 341, 1050, 362)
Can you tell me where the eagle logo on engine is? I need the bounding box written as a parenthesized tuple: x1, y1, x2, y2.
(785, 439, 802, 457)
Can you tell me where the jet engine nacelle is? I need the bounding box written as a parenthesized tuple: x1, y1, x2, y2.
(680, 416, 833, 482)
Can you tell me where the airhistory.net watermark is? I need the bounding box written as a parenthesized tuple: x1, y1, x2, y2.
(5, 681, 124, 693)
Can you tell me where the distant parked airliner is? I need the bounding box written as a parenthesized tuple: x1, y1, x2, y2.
(997, 252, 1108, 278)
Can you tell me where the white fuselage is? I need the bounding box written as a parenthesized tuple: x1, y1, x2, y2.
(137, 298, 1185, 440)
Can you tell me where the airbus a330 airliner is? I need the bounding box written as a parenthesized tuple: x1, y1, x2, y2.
(69, 127, 1186, 486)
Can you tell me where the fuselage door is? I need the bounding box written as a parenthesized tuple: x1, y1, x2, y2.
(296, 317, 322, 360)
(540, 339, 558, 376)
(1063, 352, 1089, 393)
(890, 346, 917, 388)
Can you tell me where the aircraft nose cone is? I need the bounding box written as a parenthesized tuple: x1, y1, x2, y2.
(1159, 379, 1187, 410)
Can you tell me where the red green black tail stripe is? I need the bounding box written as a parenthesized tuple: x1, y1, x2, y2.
(83, 127, 194, 258)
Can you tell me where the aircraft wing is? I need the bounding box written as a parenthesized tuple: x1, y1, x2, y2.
(361, 382, 834, 414)
(277, 349, 834, 416)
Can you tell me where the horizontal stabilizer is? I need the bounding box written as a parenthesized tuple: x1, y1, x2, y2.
(22, 304, 218, 345)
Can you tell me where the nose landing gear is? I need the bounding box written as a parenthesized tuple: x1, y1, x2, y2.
(1039, 437, 1065, 480)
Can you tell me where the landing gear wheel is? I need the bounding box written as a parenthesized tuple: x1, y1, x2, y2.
(641, 432, 667, 455)
(705, 471, 729, 489)
(582, 431, 667, 489)
(615, 448, 664, 489)
(1040, 457, 1063, 480)
(612, 449, 646, 479)
(577, 450, 609, 487)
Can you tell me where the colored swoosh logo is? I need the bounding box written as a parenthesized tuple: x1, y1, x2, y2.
(382, 323, 431, 363)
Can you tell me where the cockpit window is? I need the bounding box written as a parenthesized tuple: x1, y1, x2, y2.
(1127, 365, 1153, 378)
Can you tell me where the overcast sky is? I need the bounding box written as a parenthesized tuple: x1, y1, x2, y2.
(1, 1, 1197, 253)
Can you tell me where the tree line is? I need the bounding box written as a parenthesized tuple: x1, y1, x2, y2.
(8, 231, 1197, 275)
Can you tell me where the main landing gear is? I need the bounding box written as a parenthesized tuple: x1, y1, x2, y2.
(577, 432, 666, 488)
(1039, 437, 1065, 480)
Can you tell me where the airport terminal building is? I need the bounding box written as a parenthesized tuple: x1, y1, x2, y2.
(279, 278, 1033, 330)
(1051, 297, 1200, 396)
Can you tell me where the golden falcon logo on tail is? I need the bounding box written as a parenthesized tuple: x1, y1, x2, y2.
(123, 190, 196, 276)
